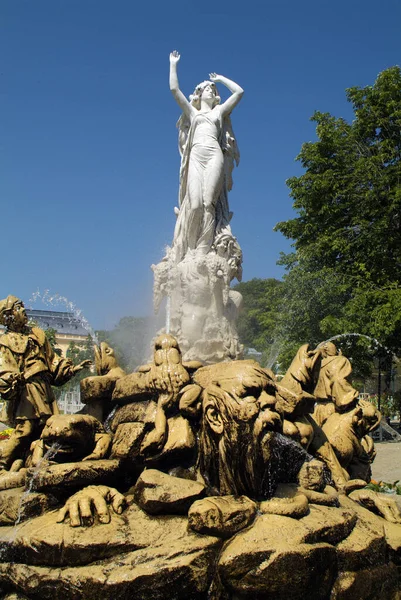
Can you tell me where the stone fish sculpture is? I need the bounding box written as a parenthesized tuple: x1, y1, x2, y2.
(0, 331, 401, 599)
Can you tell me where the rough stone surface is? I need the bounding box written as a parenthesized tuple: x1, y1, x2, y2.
(384, 519, 401, 565)
(188, 495, 257, 538)
(336, 514, 387, 571)
(339, 492, 401, 565)
(0, 525, 221, 599)
(80, 374, 119, 403)
(133, 469, 205, 515)
(216, 506, 363, 600)
(28, 459, 121, 492)
(300, 504, 357, 545)
(0, 486, 57, 526)
(0, 502, 220, 568)
(331, 563, 400, 600)
(109, 422, 145, 459)
(219, 513, 337, 600)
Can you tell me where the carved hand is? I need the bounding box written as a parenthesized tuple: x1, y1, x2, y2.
(349, 488, 401, 524)
(209, 73, 222, 83)
(74, 359, 92, 373)
(8, 372, 24, 391)
(56, 485, 126, 527)
(170, 50, 180, 64)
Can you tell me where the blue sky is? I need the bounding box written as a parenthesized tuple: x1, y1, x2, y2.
(2, 0, 401, 330)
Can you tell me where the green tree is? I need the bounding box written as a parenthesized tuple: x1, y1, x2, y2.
(66, 335, 94, 366)
(55, 335, 95, 396)
(275, 66, 401, 369)
(43, 327, 62, 357)
(234, 278, 284, 368)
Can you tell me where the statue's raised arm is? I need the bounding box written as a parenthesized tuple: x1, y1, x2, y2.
(209, 72, 244, 117)
(169, 51, 194, 121)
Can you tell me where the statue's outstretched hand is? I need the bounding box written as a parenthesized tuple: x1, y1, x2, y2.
(350, 488, 401, 524)
(74, 359, 92, 373)
(56, 485, 126, 527)
(170, 50, 180, 63)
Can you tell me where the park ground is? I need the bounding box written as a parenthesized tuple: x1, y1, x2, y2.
(372, 441, 401, 483)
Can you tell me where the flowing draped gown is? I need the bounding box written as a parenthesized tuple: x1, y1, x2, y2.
(173, 109, 231, 261)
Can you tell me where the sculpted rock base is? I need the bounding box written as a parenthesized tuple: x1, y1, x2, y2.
(0, 487, 57, 526)
(0, 504, 222, 599)
(133, 469, 205, 514)
(1, 495, 400, 599)
(1, 332, 400, 599)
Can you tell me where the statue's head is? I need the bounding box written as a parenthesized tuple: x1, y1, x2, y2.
(353, 399, 381, 436)
(40, 414, 104, 462)
(190, 81, 221, 109)
(212, 232, 243, 282)
(94, 341, 120, 376)
(320, 341, 338, 357)
(0, 295, 28, 331)
(194, 361, 283, 498)
(153, 333, 182, 366)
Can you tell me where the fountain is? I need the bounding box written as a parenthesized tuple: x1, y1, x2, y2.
(29, 288, 99, 344)
(0, 53, 401, 600)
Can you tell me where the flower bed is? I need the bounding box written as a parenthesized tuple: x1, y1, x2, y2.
(0, 428, 13, 441)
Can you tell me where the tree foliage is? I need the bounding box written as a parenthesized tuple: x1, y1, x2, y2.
(273, 66, 401, 370)
(237, 68, 401, 380)
(277, 67, 401, 289)
(43, 327, 62, 357)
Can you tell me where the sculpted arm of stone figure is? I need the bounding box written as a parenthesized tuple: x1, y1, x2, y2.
(209, 72, 244, 116)
(169, 51, 194, 120)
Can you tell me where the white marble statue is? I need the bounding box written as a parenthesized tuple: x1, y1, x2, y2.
(169, 51, 243, 263)
(152, 52, 244, 364)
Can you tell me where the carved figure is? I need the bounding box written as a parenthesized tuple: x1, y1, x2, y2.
(0, 296, 90, 470)
(191, 361, 297, 498)
(151, 53, 244, 363)
(322, 399, 381, 481)
(30, 414, 112, 465)
(310, 341, 359, 426)
(57, 484, 126, 527)
(279, 341, 382, 485)
(169, 51, 243, 262)
(112, 333, 201, 458)
(80, 341, 126, 421)
(94, 342, 126, 379)
(0, 413, 112, 492)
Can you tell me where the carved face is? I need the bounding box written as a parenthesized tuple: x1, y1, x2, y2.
(153, 333, 182, 366)
(40, 414, 97, 462)
(193, 81, 219, 109)
(195, 362, 283, 498)
(322, 342, 337, 357)
(94, 341, 118, 375)
(201, 84, 215, 100)
(4, 300, 28, 332)
(12, 302, 28, 329)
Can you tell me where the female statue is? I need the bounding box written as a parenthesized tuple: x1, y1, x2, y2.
(169, 51, 244, 262)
